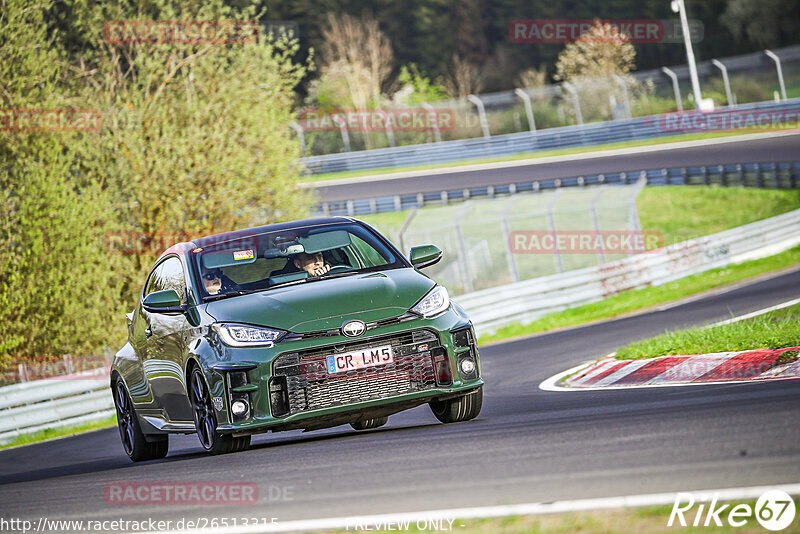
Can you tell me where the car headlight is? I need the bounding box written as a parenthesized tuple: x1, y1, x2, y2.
(212, 323, 285, 347)
(411, 285, 450, 318)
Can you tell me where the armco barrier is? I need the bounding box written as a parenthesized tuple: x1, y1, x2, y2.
(301, 99, 800, 175)
(2, 208, 799, 443)
(455, 208, 800, 334)
(318, 160, 800, 216)
(0, 373, 113, 444)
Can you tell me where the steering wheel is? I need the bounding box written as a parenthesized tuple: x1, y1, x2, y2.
(326, 264, 353, 273)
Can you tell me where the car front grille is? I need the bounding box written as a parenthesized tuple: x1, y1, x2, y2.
(271, 329, 441, 416)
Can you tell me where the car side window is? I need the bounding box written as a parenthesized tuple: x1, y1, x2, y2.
(144, 263, 164, 297)
(144, 257, 187, 304)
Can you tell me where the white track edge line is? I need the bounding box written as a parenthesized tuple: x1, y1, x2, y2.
(707, 297, 800, 327)
(138, 483, 800, 534)
(539, 297, 800, 392)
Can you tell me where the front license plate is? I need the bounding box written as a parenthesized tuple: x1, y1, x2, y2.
(326, 344, 394, 374)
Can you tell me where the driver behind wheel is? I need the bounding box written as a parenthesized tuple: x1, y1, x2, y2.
(293, 251, 330, 277)
(202, 269, 224, 295)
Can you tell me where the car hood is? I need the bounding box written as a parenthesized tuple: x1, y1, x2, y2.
(203, 268, 435, 333)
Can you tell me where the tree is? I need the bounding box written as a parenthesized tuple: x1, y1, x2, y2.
(0, 0, 313, 365)
(554, 21, 636, 82)
(443, 54, 483, 99)
(554, 21, 639, 123)
(722, 0, 800, 48)
(318, 12, 394, 109)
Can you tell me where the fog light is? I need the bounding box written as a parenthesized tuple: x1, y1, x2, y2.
(231, 400, 248, 417)
(460, 358, 476, 375)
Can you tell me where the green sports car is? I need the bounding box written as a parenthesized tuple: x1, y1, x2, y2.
(111, 217, 483, 461)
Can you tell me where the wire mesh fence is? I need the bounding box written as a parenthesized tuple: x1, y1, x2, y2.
(370, 181, 646, 296)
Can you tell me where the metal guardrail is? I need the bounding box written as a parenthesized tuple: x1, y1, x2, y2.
(0, 374, 113, 444)
(302, 98, 800, 175)
(318, 160, 800, 216)
(455, 208, 800, 334)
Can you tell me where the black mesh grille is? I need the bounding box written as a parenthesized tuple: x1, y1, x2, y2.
(272, 329, 440, 415)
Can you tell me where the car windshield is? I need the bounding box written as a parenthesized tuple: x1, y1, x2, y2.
(193, 222, 405, 299)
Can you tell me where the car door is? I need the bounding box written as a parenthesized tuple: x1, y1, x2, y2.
(127, 262, 164, 405)
(143, 256, 194, 422)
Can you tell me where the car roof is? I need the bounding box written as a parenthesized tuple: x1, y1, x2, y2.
(160, 216, 357, 258)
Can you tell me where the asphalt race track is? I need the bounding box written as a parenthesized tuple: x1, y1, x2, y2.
(313, 132, 800, 203)
(1, 268, 799, 528)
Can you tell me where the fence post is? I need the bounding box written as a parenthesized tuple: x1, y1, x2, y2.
(561, 82, 584, 125)
(18, 363, 28, 382)
(661, 67, 683, 112)
(547, 189, 564, 273)
(396, 208, 417, 253)
(765, 50, 788, 102)
(467, 95, 491, 138)
(334, 115, 351, 152)
(514, 88, 537, 133)
(454, 202, 474, 293)
(421, 103, 442, 143)
(590, 187, 606, 265)
(289, 121, 306, 156)
(612, 75, 632, 119)
(380, 109, 396, 148)
(755, 163, 763, 188)
(711, 59, 734, 107)
(501, 197, 520, 283)
(719, 164, 727, 187)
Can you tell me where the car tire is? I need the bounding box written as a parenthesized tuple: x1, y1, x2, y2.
(189, 366, 251, 455)
(350, 416, 389, 430)
(429, 387, 482, 423)
(113, 377, 169, 462)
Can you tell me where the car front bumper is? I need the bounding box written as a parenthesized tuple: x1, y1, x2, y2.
(200, 304, 483, 435)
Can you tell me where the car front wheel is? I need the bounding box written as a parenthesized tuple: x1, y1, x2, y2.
(429, 387, 483, 423)
(189, 367, 250, 454)
(113, 377, 168, 462)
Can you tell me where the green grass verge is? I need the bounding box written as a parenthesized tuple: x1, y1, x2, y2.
(637, 187, 800, 246)
(306, 130, 760, 182)
(478, 245, 800, 345)
(314, 499, 799, 533)
(615, 303, 800, 360)
(0, 414, 117, 450)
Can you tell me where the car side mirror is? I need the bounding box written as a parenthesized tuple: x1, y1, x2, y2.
(142, 289, 186, 314)
(409, 245, 442, 269)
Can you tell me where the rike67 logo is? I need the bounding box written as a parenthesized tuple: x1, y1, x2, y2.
(668, 490, 796, 531)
